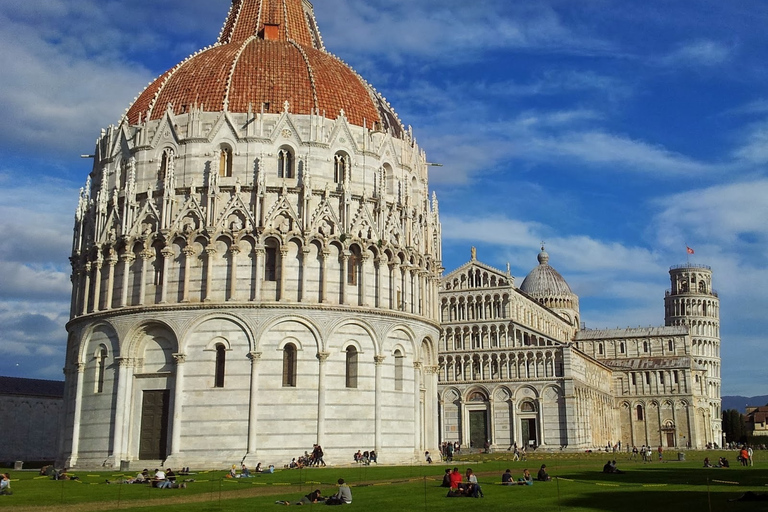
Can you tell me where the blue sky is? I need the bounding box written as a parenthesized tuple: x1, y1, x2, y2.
(0, 0, 766, 397)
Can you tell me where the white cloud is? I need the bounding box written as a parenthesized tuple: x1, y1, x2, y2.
(317, 0, 615, 64)
(658, 39, 732, 67)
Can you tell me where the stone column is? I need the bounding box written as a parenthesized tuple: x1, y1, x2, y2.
(111, 357, 131, 462)
(509, 399, 517, 447)
(204, 246, 216, 301)
(81, 262, 91, 315)
(537, 397, 545, 447)
(628, 403, 635, 448)
(374, 355, 386, 454)
(413, 362, 422, 455)
(253, 245, 264, 302)
(488, 397, 496, 448)
(360, 255, 369, 306)
(228, 244, 240, 301)
(91, 259, 103, 312)
(300, 247, 310, 302)
(138, 249, 153, 306)
(388, 263, 397, 309)
(69, 265, 81, 318)
(68, 362, 85, 466)
(340, 251, 349, 305)
(671, 402, 678, 448)
(459, 397, 469, 447)
(120, 252, 135, 307)
(181, 246, 195, 302)
(160, 246, 174, 303)
(105, 252, 117, 310)
(247, 352, 263, 455)
(316, 352, 330, 445)
(374, 257, 383, 308)
(279, 246, 288, 301)
(321, 249, 330, 303)
(170, 353, 186, 456)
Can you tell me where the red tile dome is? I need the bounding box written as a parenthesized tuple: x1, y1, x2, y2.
(126, 0, 403, 136)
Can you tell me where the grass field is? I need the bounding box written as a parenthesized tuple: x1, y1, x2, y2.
(1, 450, 766, 511)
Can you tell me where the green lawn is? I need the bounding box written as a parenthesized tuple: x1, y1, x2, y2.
(1, 451, 766, 511)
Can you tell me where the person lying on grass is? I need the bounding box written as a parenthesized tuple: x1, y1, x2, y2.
(276, 489, 325, 505)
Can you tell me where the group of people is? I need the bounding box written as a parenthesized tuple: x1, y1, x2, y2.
(738, 445, 754, 466)
(442, 467, 484, 498)
(439, 442, 460, 461)
(352, 450, 377, 465)
(703, 457, 730, 468)
(277, 478, 352, 506)
(289, 445, 327, 468)
(630, 445, 662, 462)
(602, 460, 625, 474)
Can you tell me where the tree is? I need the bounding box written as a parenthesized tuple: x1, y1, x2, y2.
(722, 409, 745, 444)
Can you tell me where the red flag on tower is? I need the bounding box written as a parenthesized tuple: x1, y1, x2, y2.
(686, 246, 694, 255)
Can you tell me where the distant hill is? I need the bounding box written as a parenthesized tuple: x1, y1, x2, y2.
(722, 395, 768, 413)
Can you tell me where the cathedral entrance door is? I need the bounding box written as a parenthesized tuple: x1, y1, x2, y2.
(666, 432, 676, 447)
(139, 390, 170, 460)
(469, 410, 487, 449)
(521, 418, 537, 447)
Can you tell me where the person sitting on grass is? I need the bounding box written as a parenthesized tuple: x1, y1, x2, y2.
(518, 468, 533, 485)
(0, 473, 12, 495)
(502, 469, 514, 485)
(716, 457, 730, 468)
(465, 468, 484, 497)
(603, 460, 624, 474)
(441, 468, 452, 487)
(537, 464, 552, 481)
(325, 478, 352, 505)
(703, 457, 713, 468)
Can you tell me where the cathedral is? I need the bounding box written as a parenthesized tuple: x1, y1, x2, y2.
(58, 0, 720, 469)
(438, 248, 721, 451)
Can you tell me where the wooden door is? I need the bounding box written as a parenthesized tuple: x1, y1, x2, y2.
(139, 390, 170, 460)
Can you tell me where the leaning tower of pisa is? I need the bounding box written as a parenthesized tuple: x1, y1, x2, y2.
(664, 263, 722, 446)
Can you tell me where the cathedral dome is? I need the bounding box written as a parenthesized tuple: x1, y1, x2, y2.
(520, 246, 573, 297)
(125, 0, 403, 137)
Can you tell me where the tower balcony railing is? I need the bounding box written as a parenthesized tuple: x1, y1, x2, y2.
(670, 263, 712, 271)
(665, 289, 718, 298)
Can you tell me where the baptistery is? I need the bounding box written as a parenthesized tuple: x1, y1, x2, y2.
(61, 0, 442, 468)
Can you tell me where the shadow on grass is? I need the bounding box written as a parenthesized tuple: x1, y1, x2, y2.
(558, 465, 768, 488)
(561, 489, 765, 512)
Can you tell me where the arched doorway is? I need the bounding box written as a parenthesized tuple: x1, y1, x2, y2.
(466, 391, 488, 449)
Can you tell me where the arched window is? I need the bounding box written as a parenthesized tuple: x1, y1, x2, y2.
(520, 401, 535, 412)
(598, 343, 604, 355)
(668, 340, 674, 352)
(334, 153, 349, 183)
(219, 147, 233, 177)
(698, 281, 706, 293)
(282, 343, 297, 387)
(265, 241, 278, 281)
(620, 342, 625, 354)
(158, 150, 170, 183)
(345, 346, 358, 388)
(96, 346, 108, 393)
(278, 147, 294, 178)
(636, 405, 644, 420)
(643, 341, 649, 353)
(214, 343, 226, 388)
(394, 350, 404, 390)
(347, 251, 358, 285)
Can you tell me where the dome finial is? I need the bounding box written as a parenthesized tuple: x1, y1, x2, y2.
(537, 243, 549, 265)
